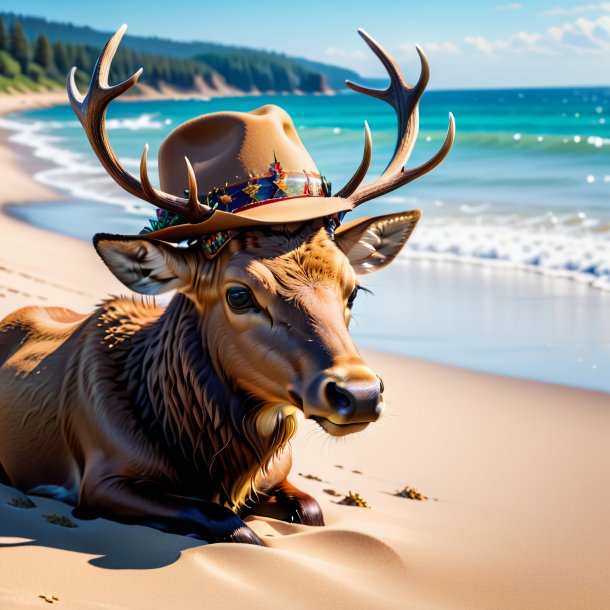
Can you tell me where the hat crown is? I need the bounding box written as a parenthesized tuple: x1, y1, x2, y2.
(158, 104, 318, 197)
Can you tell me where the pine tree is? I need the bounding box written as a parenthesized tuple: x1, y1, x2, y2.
(74, 46, 91, 73)
(0, 17, 8, 52)
(33, 32, 54, 74)
(53, 41, 69, 75)
(10, 21, 29, 73)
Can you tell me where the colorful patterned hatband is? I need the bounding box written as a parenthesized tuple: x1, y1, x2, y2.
(141, 156, 334, 255)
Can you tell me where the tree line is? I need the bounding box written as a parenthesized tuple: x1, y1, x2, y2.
(0, 17, 326, 94)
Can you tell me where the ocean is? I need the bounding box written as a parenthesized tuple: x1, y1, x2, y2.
(1, 89, 609, 391)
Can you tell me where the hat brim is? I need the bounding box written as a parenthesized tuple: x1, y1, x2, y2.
(134, 196, 354, 242)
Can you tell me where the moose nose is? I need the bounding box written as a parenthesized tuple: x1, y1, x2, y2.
(323, 379, 384, 425)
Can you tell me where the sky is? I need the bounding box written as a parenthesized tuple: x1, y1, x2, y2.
(3, 0, 610, 88)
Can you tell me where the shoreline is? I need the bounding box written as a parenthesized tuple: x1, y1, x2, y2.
(0, 92, 125, 313)
(0, 90, 69, 118)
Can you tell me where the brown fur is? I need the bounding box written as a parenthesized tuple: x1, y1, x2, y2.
(0, 219, 409, 542)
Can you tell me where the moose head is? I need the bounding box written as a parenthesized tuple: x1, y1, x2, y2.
(69, 26, 454, 441)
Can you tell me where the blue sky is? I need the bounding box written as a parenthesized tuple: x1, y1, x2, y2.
(3, 1, 610, 88)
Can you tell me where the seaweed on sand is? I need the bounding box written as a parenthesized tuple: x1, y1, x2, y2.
(337, 491, 370, 508)
(298, 473, 323, 482)
(7, 496, 36, 508)
(42, 513, 78, 528)
(395, 485, 428, 501)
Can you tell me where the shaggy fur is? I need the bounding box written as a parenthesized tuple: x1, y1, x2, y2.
(0, 219, 407, 542)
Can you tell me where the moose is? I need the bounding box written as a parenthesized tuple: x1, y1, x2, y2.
(0, 26, 454, 545)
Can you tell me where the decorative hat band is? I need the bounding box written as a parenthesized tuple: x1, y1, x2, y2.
(140, 155, 335, 255)
(205, 170, 331, 215)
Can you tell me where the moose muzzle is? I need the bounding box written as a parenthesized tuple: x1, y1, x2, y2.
(303, 366, 384, 436)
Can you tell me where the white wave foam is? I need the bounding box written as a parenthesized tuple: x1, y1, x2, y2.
(0, 116, 153, 218)
(381, 195, 417, 205)
(459, 203, 490, 214)
(405, 217, 610, 291)
(105, 114, 165, 131)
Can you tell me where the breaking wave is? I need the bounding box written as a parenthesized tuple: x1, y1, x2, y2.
(404, 215, 610, 291)
(0, 115, 157, 218)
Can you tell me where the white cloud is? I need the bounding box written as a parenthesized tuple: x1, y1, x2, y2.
(463, 14, 610, 56)
(496, 3, 523, 10)
(464, 32, 553, 56)
(541, 2, 610, 16)
(548, 14, 610, 48)
(325, 46, 367, 60)
(417, 41, 461, 55)
(464, 35, 496, 55)
(497, 31, 552, 53)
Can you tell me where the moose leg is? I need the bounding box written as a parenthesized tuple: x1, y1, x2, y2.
(248, 479, 324, 526)
(78, 473, 263, 545)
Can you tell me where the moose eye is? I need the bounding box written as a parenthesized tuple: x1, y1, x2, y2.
(347, 285, 371, 308)
(347, 286, 359, 308)
(226, 287, 258, 312)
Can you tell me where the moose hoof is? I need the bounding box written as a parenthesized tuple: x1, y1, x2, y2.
(228, 525, 265, 546)
(291, 496, 325, 526)
(277, 485, 325, 526)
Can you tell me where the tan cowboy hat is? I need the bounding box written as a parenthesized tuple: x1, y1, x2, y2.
(67, 25, 454, 247)
(145, 103, 355, 241)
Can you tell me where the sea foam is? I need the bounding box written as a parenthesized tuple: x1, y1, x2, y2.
(405, 216, 610, 291)
(0, 116, 153, 218)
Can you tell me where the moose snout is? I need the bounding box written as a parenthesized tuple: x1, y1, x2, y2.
(303, 368, 384, 432)
(324, 380, 383, 423)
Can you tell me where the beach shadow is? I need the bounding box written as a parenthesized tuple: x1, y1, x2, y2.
(0, 484, 205, 570)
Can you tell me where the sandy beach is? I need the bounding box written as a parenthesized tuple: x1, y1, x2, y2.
(1, 92, 610, 610)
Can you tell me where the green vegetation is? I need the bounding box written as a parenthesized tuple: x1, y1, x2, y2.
(10, 19, 29, 73)
(0, 11, 364, 89)
(0, 16, 8, 52)
(195, 51, 325, 93)
(0, 17, 62, 92)
(0, 13, 337, 96)
(33, 32, 53, 72)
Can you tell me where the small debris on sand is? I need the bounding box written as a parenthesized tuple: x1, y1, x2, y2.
(395, 485, 428, 501)
(42, 513, 78, 528)
(334, 465, 343, 469)
(298, 473, 323, 482)
(38, 594, 59, 604)
(352, 469, 363, 475)
(7, 496, 36, 508)
(337, 491, 370, 508)
(322, 489, 341, 497)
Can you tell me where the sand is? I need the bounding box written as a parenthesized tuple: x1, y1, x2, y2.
(1, 92, 610, 610)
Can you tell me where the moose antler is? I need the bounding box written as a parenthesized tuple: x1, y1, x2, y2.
(334, 121, 372, 198)
(342, 29, 455, 207)
(67, 24, 212, 223)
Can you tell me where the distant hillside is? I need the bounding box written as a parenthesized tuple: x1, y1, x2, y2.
(0, 12, 366, 91)
(195, 51, 325, 93)
(292, 57, 362, 90)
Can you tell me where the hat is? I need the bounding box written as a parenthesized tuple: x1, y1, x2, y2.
(139, 104, 354, 247)
(67, 25, 454, 253)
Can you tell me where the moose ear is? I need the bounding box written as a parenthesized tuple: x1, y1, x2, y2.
(334, 210, 421, 275)
(93, 234, 190, 295)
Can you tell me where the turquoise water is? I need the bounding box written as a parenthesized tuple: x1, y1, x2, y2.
(3, 89, 610, 286)
(1, 89, 609, 391)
